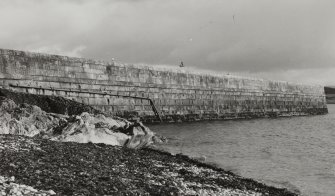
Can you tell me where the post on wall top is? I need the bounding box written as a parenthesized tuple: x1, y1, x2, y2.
(179, 61, 184, 68)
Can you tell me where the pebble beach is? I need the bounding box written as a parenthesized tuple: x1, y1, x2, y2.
(0, 135, 298, 196)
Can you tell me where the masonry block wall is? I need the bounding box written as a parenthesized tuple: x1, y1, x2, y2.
(0, 49, 328, 122)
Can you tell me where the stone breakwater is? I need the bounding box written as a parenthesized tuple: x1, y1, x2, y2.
(0, 84, 297, 195)
(0, 48, 328, 122)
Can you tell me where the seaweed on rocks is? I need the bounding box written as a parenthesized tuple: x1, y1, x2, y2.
(0, 88, 101, 116)
(0, 90, 161, 149)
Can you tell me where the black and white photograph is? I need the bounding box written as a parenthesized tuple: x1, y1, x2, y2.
(0, 0, 334, 195)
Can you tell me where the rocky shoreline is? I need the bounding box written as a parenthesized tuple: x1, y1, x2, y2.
(0, 89, 299, 195)
(0, 134, 298, 196)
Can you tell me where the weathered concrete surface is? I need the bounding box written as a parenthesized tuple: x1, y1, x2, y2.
(0, 48, 328, 122)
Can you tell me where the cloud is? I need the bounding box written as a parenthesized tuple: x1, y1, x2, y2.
(0, 0, 334, 85)
(31, 45, 87, 57)
(252, 67, 335, 86)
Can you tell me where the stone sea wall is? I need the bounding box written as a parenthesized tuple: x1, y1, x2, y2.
(0, 48, 328, 122)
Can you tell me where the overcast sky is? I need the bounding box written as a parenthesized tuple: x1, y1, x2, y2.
(0, 0, 334, 85)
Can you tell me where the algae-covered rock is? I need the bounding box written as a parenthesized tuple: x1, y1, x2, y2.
(0, 97, 64, 136)
(0, 88, 101, 116)
(0, 96, 156, 149)
(51, 112, 132, 146)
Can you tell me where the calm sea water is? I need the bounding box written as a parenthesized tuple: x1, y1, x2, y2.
(148, 105, 335, 196)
